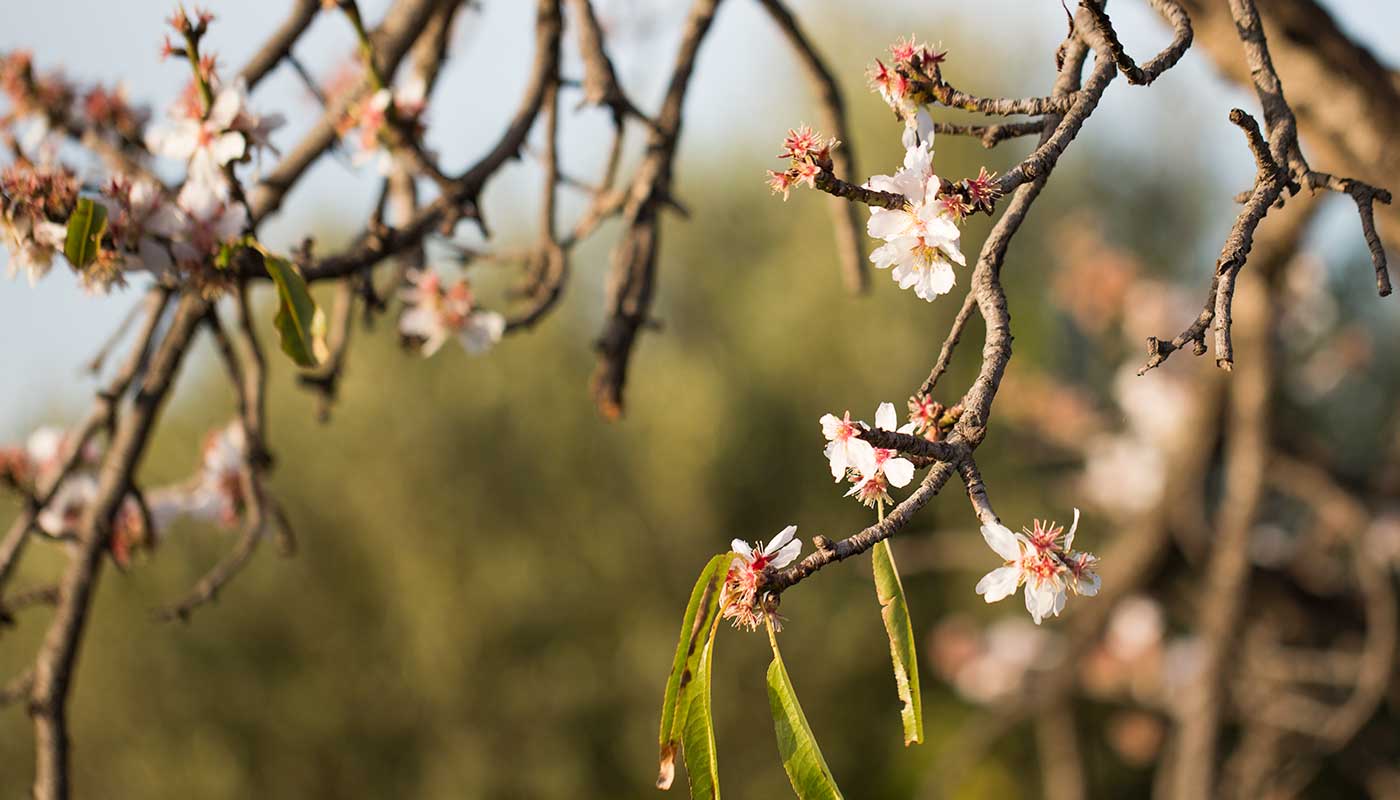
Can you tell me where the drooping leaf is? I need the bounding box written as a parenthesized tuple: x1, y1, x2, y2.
(657, 553, 731, 790)
(63, 198, 107, 269)
(680, 615, 721, 799)
(262, 253, 322, 368)
(872, 539, 923, 745)
(765, 619, 844, 800)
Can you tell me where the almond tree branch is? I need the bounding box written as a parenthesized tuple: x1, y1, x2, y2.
(30, 293, 208, 800)
(0, 288, 170, 598)
(238, 0, 322, 91)
(590, 0, 724, 419)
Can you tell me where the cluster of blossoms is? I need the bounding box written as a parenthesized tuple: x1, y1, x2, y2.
(863, 120, 968, 301)
(821, 403, 916, 509)
(722, 525, 802, 631)
(766, 38, 1003, 303)
(868, 36, 946, 124)
(766, 124, 839, 201)
(0, 162, 76, 285)
(334, 72, 430, 174)
(975, 509, 1100, 624)
(0, 420, 250, 567)
(0, 11, 281, 295)
(398, 269, 506, 357)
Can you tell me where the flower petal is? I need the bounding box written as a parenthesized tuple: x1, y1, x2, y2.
(875, 402, 897, 431)
(976, 566, 1020, 603)
(981, 522, 1022, 562)
(769, 537, 802, 570)
(765, 525, 797, 555)
(883, 457, 915, 488)
(730, 539, 753, 559)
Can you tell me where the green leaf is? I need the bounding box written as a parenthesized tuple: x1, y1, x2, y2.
(873, 539, 924, 745)
(262, 253, 322, 368)
(63, 198, 107, 269)
(657, 553, 731, 790)
(680, 616, 721, 799)
(765, 620, 844, 800)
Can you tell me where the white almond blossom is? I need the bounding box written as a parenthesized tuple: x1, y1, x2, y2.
(146, 79, 282, 187)
(185, 421, 247, 526)
(845, 402, 917, 507)
(36, 473, 98, 536)
(399, 269, 506, 357)
(864, 129, 965, 302)
(168, 179, 248, 268)
(346, 77, 429, 175)
(819, 410, 874, 482)
(102, 177, 182, 276)
(724, 525, 803, 631)
(730, 524, 802, 574)
(976, 509, 1097, 625)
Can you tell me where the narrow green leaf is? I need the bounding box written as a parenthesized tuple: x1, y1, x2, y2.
(262, 253, 322, 368)
(63, 198, 107, 269)
(765, 620, 844, 800)
(657, 553, 731, 790)
(680, 615, 721, 799)
(873, 539, 924, 745)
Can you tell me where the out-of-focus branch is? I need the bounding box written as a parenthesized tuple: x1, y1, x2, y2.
(30, 293, 208, 800)
(248, 0, 449, 223)
(1166, 270, 1273, 800)
(238, 0, 322, 90)
(590, 0, 723, 419)
(0, 288, 170, 597)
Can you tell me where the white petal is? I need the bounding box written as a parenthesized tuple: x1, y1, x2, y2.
(867, 209, 913, 240)
(824, 440, 847, 482)
(1079, 572, 1101, 597)
(976, 566, 1020, 603)
(209, 87, 243, 128)
(884, 457, 915, 488)
(765, 525, 797, 555)
(211, 131, 247, 166)
(769, 538, 802, 570)
(1025, 585, 1044, 624)
(922, 262, 956, 298)
(875, 402, 897, 431)
(868, 241, 902, 270)
(981, 522, 1022, 562)
(851, 440, 879, 477)
(1064, 507, 1081, 551)
(730, 539, 753, 558)
(819, 413, 845, 440)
